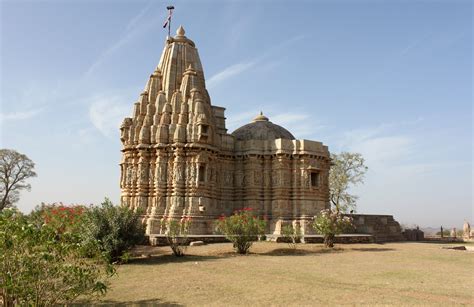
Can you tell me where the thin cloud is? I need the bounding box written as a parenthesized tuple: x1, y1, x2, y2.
(125, 0, 154, 32)
(207, 35, 305, 89)
(0, 108, 42, 122)
(207, 62, 256, 89)
(84, 2, 161, 77)
(89, 96, 130, 138)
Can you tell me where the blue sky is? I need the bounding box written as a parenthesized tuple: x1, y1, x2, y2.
(1, 0, 472, 228)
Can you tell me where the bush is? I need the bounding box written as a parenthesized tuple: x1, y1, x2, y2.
(0, 208, 114, 305)
(81, 198, 146, 263)
(313, 209, 353, 248)
(215, 208, 266, 254)
(163, 217, 192, 257)
(281, 224, 302, 249)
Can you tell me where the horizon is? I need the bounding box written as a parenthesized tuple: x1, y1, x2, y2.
(0, 0, 472, 228)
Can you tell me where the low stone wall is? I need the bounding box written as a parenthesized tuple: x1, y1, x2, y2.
(268, 234, 374, 244)
(150, 234, 375, 246)
(149, 235, 230, 246)
(346, 214, 404, 242)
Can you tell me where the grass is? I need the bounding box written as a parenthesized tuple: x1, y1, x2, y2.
(90, 242, 473, 306)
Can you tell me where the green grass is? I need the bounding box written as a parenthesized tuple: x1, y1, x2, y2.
(88, 242, 473, 306)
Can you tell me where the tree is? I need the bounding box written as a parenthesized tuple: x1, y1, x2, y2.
(329, 152, 368, 213)
(0, 149, 37, 211)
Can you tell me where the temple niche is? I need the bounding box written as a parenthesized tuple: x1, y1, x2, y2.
(120, 26, 331, 236)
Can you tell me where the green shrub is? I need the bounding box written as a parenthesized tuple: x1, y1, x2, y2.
(0, 208, 114, 305)
(281, 224, 302, 249)
(81, 198, 146, 263)
(163, 217, 192, 257)
(215, 208, 266, 254)
(313, 209, 353, 248)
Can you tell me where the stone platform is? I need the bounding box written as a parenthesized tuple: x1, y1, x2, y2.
(149, 234, 375, 246)
(268, 234, 375, 244)
(347, 214, 404, 242)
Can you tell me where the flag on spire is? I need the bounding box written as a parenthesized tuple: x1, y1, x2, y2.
(162, 13, 171, 28)
(163, 6, 174, 31)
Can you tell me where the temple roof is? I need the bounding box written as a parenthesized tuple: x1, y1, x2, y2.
(231, 112, 295, 141)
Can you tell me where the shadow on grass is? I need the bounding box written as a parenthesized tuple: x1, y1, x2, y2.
(259, 247, 344, 256)
(73, 298, 183, 306)
(127, 253, 222, 265)
(350, 247, 395, 252)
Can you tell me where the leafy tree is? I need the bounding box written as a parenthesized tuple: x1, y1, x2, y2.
(0, 149, 37, 211)
(329, 152, 368, 213)
(215, 208, 266, 254)
(0, 208, 114, 305)
(80, 198, 146, 263)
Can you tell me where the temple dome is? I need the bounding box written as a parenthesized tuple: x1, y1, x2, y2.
(231, 112, 295, 141)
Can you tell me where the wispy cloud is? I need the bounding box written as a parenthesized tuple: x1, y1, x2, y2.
(88, 95, 130, 138)
(207, 35, 305, 89)
(207, 61, 257, 89)
(125, 1, 154, 32)
(84, 1, 160, 77)
(270, 113, 325, 138)
(330, 119, 435, 180)
(0, 108, 42, 123)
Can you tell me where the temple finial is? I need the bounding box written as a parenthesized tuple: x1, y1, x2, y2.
(177, 25, 185, 36)
(253, 111, 269, 122)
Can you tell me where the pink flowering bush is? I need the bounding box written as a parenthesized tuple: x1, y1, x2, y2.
(215, 208, 266, 254)
(313, 209, 354, 248)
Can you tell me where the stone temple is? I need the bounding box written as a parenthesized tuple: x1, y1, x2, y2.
(119, 26, 332, 236)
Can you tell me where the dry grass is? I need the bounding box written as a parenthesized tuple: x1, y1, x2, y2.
(90, 242, 473, 306)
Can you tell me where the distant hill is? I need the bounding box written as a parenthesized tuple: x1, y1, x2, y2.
(420, 227, 439, 236)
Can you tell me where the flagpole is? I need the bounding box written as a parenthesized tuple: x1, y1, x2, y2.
(166, 6, 174, 38)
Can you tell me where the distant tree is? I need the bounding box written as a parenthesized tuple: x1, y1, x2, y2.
(0, 149, 37, 211)
(329, 152, 368, 212)
(329, 152, 368, 213)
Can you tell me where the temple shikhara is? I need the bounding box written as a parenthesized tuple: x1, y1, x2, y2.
(120, 26, 332, 236)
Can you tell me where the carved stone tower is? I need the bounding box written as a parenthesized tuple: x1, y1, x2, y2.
(120, 26, 331, 236)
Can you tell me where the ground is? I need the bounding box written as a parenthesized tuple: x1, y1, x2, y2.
(90, 242, 473, 306)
